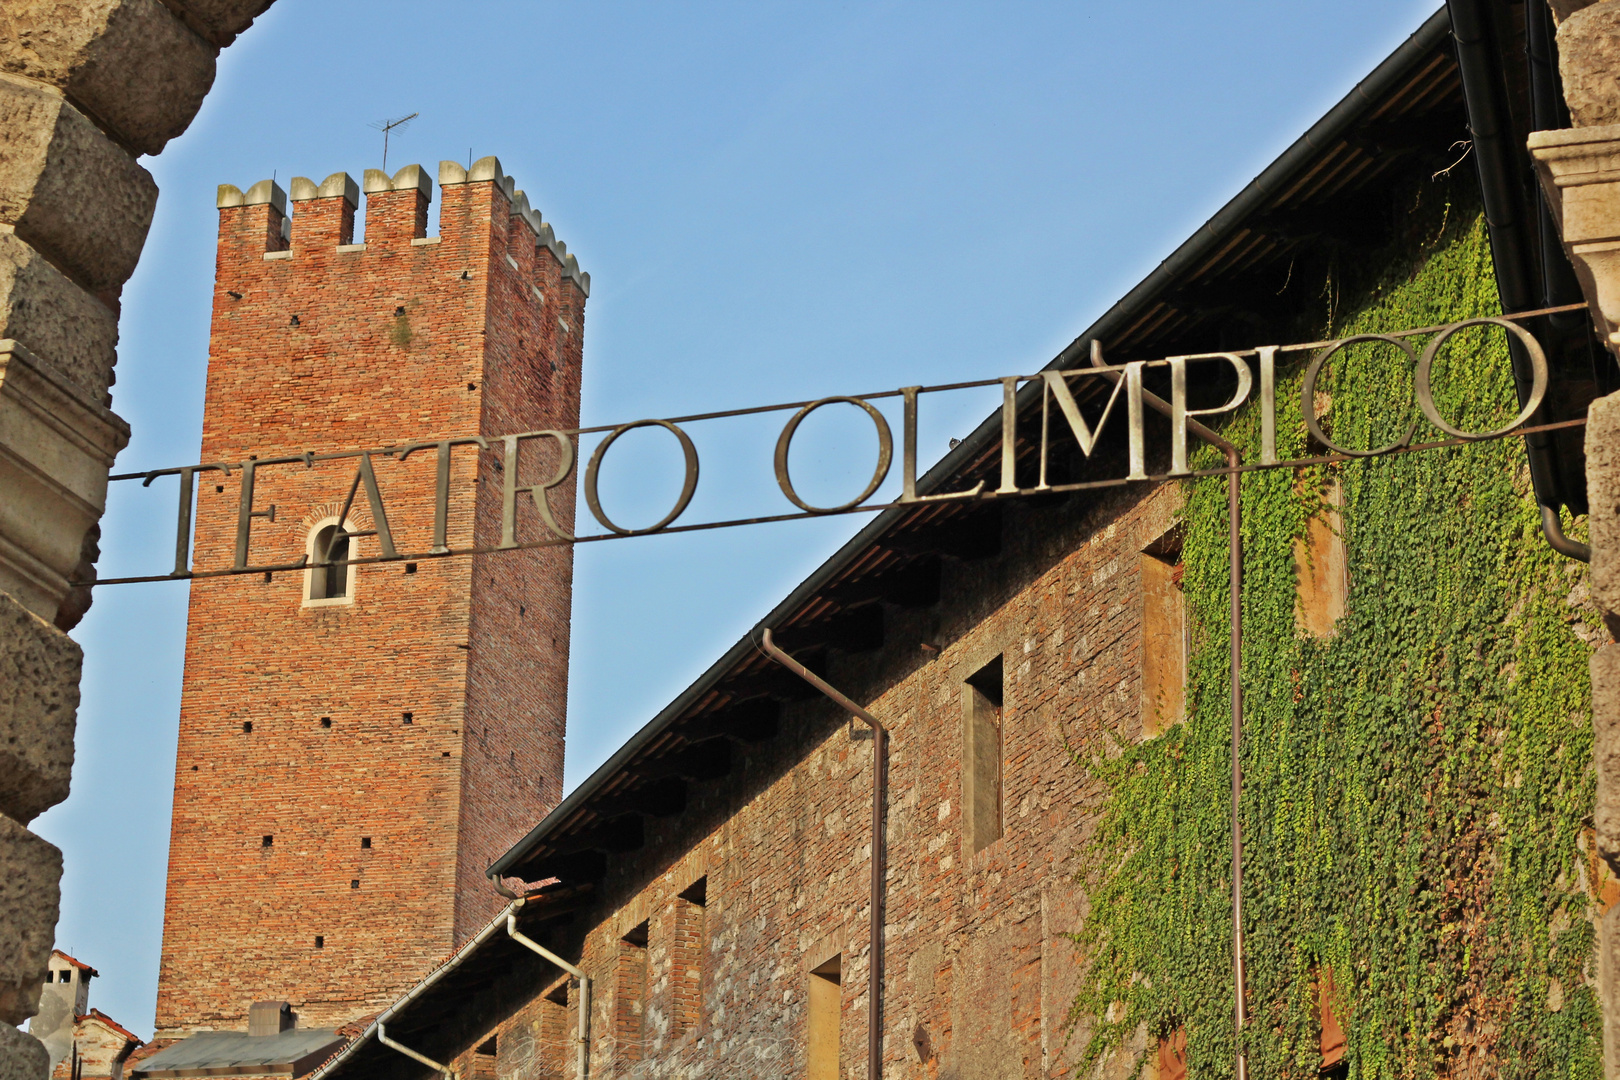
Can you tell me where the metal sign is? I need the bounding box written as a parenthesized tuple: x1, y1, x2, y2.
(90, 312, 1571, 587)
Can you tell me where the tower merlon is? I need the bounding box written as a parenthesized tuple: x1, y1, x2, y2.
(362, 164, 431, 198)
(288, 172, 359, 207)
(217, 178, 286, 213)
(288, 173, 359, 248)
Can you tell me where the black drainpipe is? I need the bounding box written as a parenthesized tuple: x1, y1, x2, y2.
(1448, 0, 1591, 560)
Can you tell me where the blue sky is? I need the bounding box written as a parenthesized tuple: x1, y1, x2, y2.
(31, 0, 1441, 1037)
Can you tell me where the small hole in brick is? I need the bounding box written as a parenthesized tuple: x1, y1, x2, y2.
(191, 765, 198, 771)
(262, 835, 273, 847)
(314, 936, 324, 949)
(361, 837, 371, 849)
(215, 485, 225, 493)
(350, 879, 360, 889)
(519, 604, 525, 616)
(405, 563, 417, 574)
(320, 717, 331, 729)
(243, 721, 253, 733)
(402, 712, 413, 724)
(289, 314, 300, 327)
(262, 571, 272, 583)
(394, 306, 405, 317)
(468, 382, 477, 391)
(461, 270, 471, 280)
(442, 751, 451, 757)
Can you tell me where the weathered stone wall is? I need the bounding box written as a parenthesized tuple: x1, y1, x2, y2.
(154, 160, 584, 1035)
(0, 2, 274, 1076)
(482, 482, 1183, 1080)
(1536, 5, 1620, 1079)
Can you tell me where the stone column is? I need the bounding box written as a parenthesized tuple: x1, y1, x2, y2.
(1533, 5, 1620, 1079)
(0, 2, 276, 1076)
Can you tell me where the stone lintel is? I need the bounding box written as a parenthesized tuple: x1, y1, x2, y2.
(0, 339, 129, 621)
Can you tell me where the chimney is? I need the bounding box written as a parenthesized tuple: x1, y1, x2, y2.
(247, 1001, 292, 1036)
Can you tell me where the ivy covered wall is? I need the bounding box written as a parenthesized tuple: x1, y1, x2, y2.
(1072, 193, 1607, 1080)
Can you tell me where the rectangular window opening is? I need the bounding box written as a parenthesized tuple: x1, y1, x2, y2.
(673, 877, 708, 1039)
(402, 712, 413, 724)
(314, 936, 324, 949)
(538, 981, 570, 1078)
(262, 835, 273, 847)
(1141, 527, 1187, 738)
(615, 921, 649, 1067)
(1317, 967, 1348, 1075)
(807, 954, 842, 1080)
(1155, 1027, 1187, 1080)
(962, 655, 1004, 855)
(361, 837, 371, 849)
(1295, 478, 1348, 639)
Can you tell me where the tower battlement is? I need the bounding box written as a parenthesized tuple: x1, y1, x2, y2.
(213, 157, 589, 294)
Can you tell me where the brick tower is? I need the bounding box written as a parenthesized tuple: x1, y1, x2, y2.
(153, 158, 586, 1037)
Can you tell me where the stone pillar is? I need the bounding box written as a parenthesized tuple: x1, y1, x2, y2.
(1535, 6, 1620, 1079)
(0, 1, 277, 1076)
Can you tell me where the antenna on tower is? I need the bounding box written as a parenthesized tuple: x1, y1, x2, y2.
(368, 112, 419, 173)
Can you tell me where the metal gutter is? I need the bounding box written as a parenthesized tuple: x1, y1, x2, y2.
(1448, 0, 1591, 559)
(487, 6, 1455, 883)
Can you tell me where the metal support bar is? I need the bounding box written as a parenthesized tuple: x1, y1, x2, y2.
(1090, 341, 1247, 1078)
(375, 1023, 450, 1079)
(506, 913, 591, 1080)
(758, 627, 886, 1080)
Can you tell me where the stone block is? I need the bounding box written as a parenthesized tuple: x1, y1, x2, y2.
(156, 0, 274, 47)
(0, 591, 79, 825)
(0, 0, 217, 157)
(1603, 905, 1620, 1080)
(0, 814, 60, 1026)
(1554, 0, 1605, 25)
(1596, 645, 1620, 872)
(0, 79, 157, 292)
(1589, 395, 1620, 630)
(0, 339, 129, 621)
(0, 234, 116, 401)
(0, 1022, 47, 1080)
(1561, 2, 1620, 127)
(1532, 125, 1620, 350)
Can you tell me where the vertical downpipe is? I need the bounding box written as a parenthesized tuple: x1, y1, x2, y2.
(1227, 453, 1247, 1080)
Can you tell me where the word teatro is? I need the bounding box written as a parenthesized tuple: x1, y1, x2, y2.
(98, 316, 1551, 587)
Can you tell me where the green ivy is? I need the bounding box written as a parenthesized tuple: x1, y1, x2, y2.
(1071, 195, 1602, 1080)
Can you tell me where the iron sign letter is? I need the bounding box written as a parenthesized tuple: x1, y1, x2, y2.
(1415, 317, 1549, 439)
(585, 420, 700, 536)
(775, 397, 894, 514)
(1300, 335, 1419, 457)
(1257, 346, 1280, 466)
(1037, 364, 1147, 487)
(899, 387, 985, 504)
(400, 437, 490, 553)
(997, 377, 1021, 495)
(1168, 353, 1252, 475)
(498, 432, 576, 546)
(233, 460, 277, 570)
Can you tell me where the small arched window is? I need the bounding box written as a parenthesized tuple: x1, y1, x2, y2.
(310, 524, 350, 600)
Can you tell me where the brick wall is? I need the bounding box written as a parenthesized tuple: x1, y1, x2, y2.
(155, 160, 583, 1036)
(490, 481, 1182, 1079)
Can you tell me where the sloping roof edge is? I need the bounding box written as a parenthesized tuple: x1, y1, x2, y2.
(488, 6, 1455, 882)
